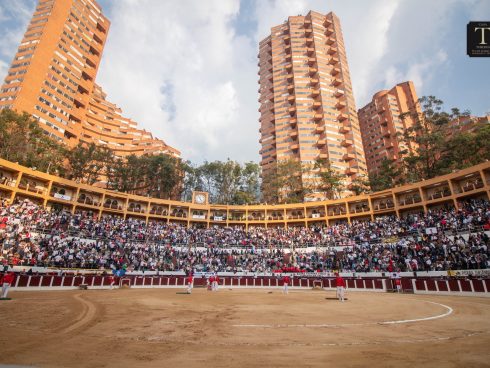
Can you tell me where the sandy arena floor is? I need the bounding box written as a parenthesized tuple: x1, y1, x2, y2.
(0, 287, 489, 368)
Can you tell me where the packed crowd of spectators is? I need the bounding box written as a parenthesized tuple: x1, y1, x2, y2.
(0, 198, 489, 273)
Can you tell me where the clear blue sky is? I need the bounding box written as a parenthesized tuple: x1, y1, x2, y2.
(1, 0, 489, 163)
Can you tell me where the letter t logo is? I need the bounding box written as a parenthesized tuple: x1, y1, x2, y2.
(475, 27, 490, 44)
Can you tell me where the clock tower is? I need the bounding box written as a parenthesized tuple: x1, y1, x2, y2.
(192, 191, 209, 205)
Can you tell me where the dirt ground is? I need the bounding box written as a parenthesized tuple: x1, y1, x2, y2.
(0, 287, 489, 368)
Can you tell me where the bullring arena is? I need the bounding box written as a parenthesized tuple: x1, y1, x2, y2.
(1, 274, 489, 367)
(1, 160, 490, 367)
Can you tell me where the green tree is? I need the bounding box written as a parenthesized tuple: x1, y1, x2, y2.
(181, 161, 204, 202)
(436, 122, 490, 173)
(0, 109, 66, 175)
(399, 96, 468, 181)
(312, 158, 344, 199)
(368, 158, 403, 192)
(107, 154, 182, 199)
(67, 143, 113, 184)
(349, 174, 370, 196)
(262, 158, 308, 204)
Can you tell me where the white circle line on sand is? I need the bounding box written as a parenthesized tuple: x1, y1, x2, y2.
(232, 300, 453, 328)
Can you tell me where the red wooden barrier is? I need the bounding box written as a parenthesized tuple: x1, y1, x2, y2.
(448, 280, 460, 292)
(415, 279, 426, 291)
(52, 276, 63, 287)
(17, 275, 29, 287)
(437, 280, 448, 291)
(401, 278, 413, 291)
(426, 279, 437, 291)
(472, 279, 485, 292)
(28, 276, 39, 287)
(41, 275, 52, 287)
(62, 276, 73, 287)
(460, 280, 472, 292)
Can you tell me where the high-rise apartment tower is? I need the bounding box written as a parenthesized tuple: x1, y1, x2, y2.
(358, 81, 420, 176)
(0, 0, 179, 158)
(258, 11, 367, 201)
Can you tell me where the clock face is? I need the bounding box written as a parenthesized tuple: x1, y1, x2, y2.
(195, 194, 206, 204)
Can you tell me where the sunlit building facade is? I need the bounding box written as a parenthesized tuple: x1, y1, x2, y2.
(258, 11, 368, 201)
(358, 81, 420, 176)
(0, 0, 178, 158)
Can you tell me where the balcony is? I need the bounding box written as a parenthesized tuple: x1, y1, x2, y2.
(306, 37, 314, 45)
(341, 139, 353, 147)
(382, 129, 390, 138)
(314, 113, 323, 121)
(329, 57, 339, 65)
(308, 57, 316, 66)
(285, 63, 293, 71)
(310, 78, 319, 86)
(287, 84, 294, 92)
(343, 153, 355, 161)
(326, 38, 335, 46)
(311, 89, 320, 97)
(398, 194, 422, 206)
(332, 78, 342, 86)
(339, 123, 351, 133)
(286, 74, 294, 82)
(287, 95, 295, 103)
(325, 26, 334, 36)
(290, 131, 298, 138)
(338, 113, 348, 121)
(319, 153, 328, 159)
(315, 125, 325, 133)
(316, 139, 326, 147)
(335, 90, 344, 98)
(305, 28, 312, 35)
(307, 47, 315, 56)
(290, 118, 297, 126)
(290, 143, 299, 151)
(331, 67, 341, 76)
(309, 68, 318, 76)
(381, 119, 388, 126)
(345, 167, 359, 176)
(336, 100, 346, 109)
(288, 107, 296, 116)
(313, 101, 322, 109)
(327, 47, 338, 55)
(283, 36, 290, 44)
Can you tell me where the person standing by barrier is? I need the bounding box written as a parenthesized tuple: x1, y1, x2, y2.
(335, 273, 345, 302)
(283, 275, 290, 294)
(1, 272, 15, 299)
(186, 272, 194, 294)
(395, 278, 402, 293)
